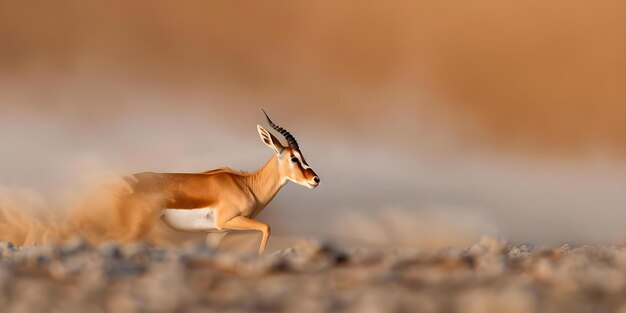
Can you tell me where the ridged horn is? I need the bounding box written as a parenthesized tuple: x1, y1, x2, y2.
(262, 109, 300, 151)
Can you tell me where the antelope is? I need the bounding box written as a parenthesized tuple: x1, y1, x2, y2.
(120, 110, 319, 254)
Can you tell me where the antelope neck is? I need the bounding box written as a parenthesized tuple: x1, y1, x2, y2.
(244, 155, 285, 206)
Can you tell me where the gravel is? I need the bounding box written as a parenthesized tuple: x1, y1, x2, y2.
(1, 237, 626, 313)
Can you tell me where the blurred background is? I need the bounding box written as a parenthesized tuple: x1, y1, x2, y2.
(0, 0, 624, 250)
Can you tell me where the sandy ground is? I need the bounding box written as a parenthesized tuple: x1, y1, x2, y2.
(1, 237, 626, 313)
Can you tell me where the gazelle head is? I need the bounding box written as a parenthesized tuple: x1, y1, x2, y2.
(257, 110, 320, 189)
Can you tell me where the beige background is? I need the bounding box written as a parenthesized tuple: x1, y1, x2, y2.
(0, 1, 624, 249)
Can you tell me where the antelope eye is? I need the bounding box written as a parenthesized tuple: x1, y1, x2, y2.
(291, 157, 298, 163)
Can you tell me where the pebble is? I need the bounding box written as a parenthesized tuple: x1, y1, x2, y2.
(0, 237, 623, 312)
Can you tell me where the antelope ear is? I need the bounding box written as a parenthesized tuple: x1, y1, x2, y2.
(257, 125, 284, 155)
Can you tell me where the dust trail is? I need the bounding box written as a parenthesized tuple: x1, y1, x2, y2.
(0, 171, 161, 246)
(0, 186, 58, 245)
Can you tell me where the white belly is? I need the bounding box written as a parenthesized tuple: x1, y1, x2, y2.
(161, 208, 218, 231)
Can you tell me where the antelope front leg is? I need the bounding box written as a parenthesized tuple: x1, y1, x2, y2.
(221, 216, 271, 254)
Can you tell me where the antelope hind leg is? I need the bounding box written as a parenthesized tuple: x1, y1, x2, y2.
(206, 232, 228, 248)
